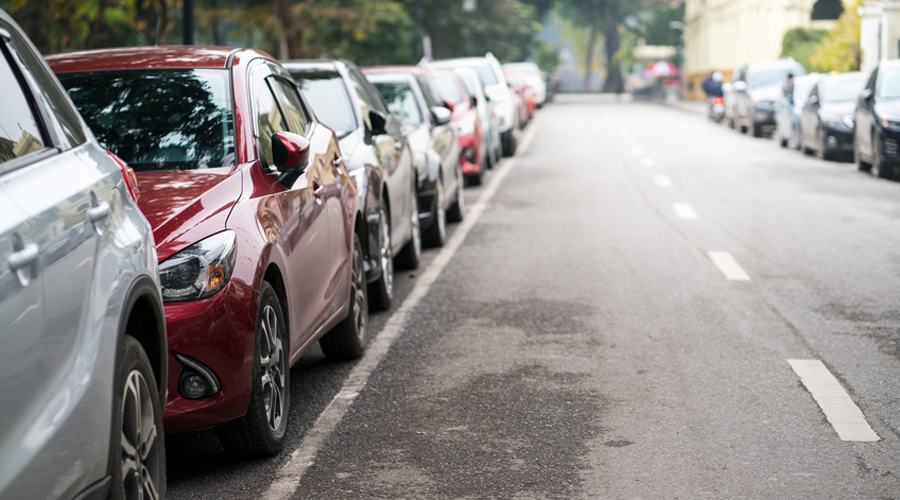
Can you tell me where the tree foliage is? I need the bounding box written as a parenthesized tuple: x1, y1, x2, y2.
(809, 0, 861, 73)
(780, 27, 827, 72)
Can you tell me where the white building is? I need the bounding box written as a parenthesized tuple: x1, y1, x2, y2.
(684, 0, 847, 99)
(859, 1, 900, 73)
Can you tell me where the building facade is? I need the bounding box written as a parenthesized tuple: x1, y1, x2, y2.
(684, 0, 847, 99)
(859, 1, 900, 74)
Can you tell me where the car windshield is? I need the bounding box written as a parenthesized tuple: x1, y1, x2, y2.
(879, 69, 900, 100)
(431, 74, 464, 104)
(374, 82, 423, 127)
(750, 68, 795, 89)
(292, 71, 358, 135)
(58, 69, 234, 171)
(820, 76, 868, 103)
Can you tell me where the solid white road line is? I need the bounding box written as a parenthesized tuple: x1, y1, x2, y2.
(653, 175, 672, 187)
(641, 158, 657, 167)
(788, 359, 880, 442)
(260, 117, 543, 500)
(707, 251, 751, 281)
(672, 203, 698, 220)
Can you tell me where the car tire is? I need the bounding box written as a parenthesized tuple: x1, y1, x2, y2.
(501, 129, 517, 157)
(422, 178, 447, 248)
(779, 135, 788, 148)
(872, 134, 892, 179)
(728, 117, 735, 129)
(855, 135, 872, 172)
(816, 130, 828, 161)
(367, 203, 393, 311)
(217, 282, 289, 457)
(751, 123, 762, 138)
(446, 167, 466, 223)
(394, 186, 421, 270)
(109, 336, 165, 500)
(320, 233, 368, 360)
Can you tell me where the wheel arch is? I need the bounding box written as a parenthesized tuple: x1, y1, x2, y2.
(263, 263, 289, 351)
(118, 275, 167, 396)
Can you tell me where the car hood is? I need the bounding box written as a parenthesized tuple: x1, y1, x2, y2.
(135, 169, 242, 261)
(819, 101, 856, 116)
(875, 100, 900, 120)
(750, 85, 783, 103)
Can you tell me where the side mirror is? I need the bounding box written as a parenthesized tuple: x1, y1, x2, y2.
(807, 94, 818, 106)
(470, 95, 478, 107)
(443, 99, 455, 112)
(272, 131, 310, 172)
(367, 109, 388, 136)
(431, 106, 451, 126)
(484, 93, 492, 102)
(861, 88, 873, 103)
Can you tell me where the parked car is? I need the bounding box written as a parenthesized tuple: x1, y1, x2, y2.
(855, 59, 900, 178)
(285, 60, 421, 307)
(503, 61, 547, 108)
(731, 59, 806, 137)
(800, 71, 868, 160)
(453, 66, 502, 169)
(775, 73, 821, 149)
(426, 53, 519, 157)
(364, 67, 466, 248)
(425, 68, 488, 185)
(50, 46, 367, 457)
(0, 9, 167, 499)
(503, 68, 534, 127)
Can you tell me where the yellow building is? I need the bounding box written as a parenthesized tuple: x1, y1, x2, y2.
(684, 0, 848, 100)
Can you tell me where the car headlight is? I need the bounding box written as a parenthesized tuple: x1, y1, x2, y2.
(455, 117, 476, 136)
(159, 230, 236, 302)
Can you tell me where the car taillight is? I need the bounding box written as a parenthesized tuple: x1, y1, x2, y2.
(106, 150, 139, 202)
(713, 97, 724, 105)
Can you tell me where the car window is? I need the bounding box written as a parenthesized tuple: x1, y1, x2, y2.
(293, 71, 358, 135)
(0, 44, 46, 165)
(346, 68, 379, 114)
(820, 76, 868, 103)
(270, 77, 310, 136)
(59, 69, 235, 171)
(470, 64, 499, 86)
(430, 73, 464, 104)
(373, 81, 423, 127)
(5, 30, 85, 148)
(878, 68, 900, 100)
(257, 80, 289, 168)
(416, 75, 441, 108)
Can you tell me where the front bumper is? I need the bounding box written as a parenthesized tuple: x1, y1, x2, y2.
(163, 279, 256, 433)
(822, 125, 854, 154)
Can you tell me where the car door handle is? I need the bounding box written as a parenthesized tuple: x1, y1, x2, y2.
(8, 243, 39, 271)
(88, 202, 110, 223)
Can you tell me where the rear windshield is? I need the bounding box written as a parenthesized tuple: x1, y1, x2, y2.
(57, 69, 234, 171)
(430, 73, 464, 104)
(291, 71, 357, 135)
(820, 76, 867, 103)
(373, 82, 423, 126)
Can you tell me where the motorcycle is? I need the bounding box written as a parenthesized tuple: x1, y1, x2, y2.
(708, 96, 725, 123)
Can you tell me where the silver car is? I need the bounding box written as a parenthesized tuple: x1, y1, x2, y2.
(0, 9, 167, 500)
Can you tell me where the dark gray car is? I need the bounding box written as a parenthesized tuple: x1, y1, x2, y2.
(732, 59, 806, 137)
(0, 9, 167, 500)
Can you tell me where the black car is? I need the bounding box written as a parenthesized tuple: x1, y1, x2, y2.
(364, 67, 466, 249)
(854, 59, 900, 178)
(800, 71, 867, 160)
(731, 59, 806, 137)
(285, 60, 420, 310)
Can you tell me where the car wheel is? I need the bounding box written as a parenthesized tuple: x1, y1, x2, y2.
(446, 166, 466, 223)
(109, 336, 165, 500)
(367, 203, 393, 311)
(423, 178, 447, 248)
(872, 134, 892, 179)
(320, 233, 368, 360)
(501, 129, 517, 157)
(779, 135, 788, 148)
(816, 130, 828, 161)
(395, 187, 421, 270)
(751, 122, 762, 138)
(855, 135, 872, 172)
(728, 117, 735, 129)
(217, 282, 289, 456)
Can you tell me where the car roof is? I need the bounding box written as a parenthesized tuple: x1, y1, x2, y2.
(429, 57, 491, 67)
(820, 71, 867, 82)
(363, 65, 426, 75)
(45, 46, 271, 73)
(281, 60, 341, 73)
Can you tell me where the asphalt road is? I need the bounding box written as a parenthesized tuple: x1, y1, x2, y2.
(167, 94, 900, 499)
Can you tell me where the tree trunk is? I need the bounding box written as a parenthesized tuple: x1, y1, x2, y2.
(601, 19, 623, 93)
(276, 0, 304, 59)
(84, 0, 110, 48)
(583, 23, 599, 92)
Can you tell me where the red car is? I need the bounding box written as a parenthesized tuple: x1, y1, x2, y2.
(503, 68, 535, 127)
(48, 46, 367, 456)
(427, 69, 486, 185)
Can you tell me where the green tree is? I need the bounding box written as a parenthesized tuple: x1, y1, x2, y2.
(809, 0, 861, 73)
(781, 27, 826, 72)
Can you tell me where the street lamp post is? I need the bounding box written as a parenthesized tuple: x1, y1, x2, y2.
(463, 0, 476, 56)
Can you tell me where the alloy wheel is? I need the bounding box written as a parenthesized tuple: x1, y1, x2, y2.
(121, 369, 162, 500)
(259, 304, 286, 433)
(351, 235, 367, 340)
(379, 206, 393, 298)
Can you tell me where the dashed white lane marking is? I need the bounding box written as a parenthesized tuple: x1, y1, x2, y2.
(788, 359, 880, 442)
(654, 175, 672, 187)
(707, 251, 751, 281)
(641, 158, 657, 167)
(260, 116, 543, 500)
(672, 203, 698, 220)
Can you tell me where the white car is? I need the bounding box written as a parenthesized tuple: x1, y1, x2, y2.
(503, 61, 548, 108)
